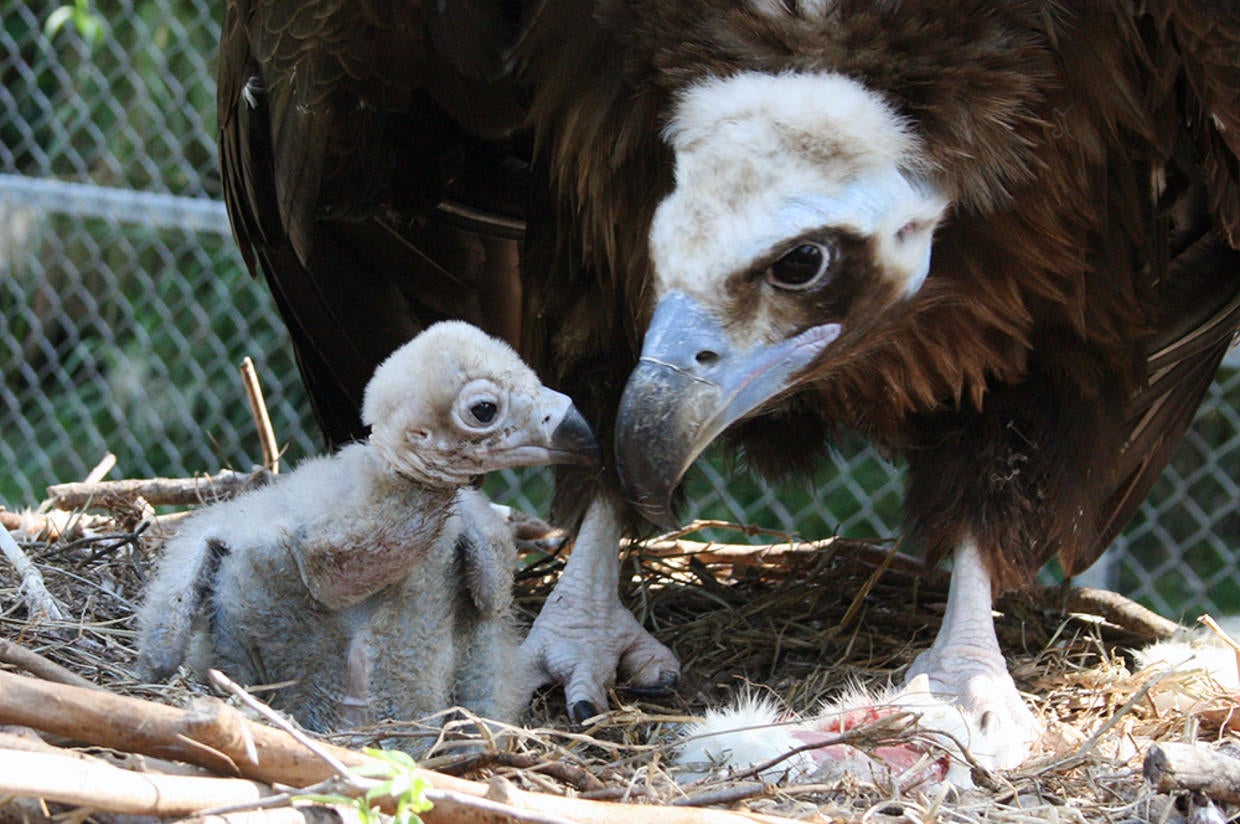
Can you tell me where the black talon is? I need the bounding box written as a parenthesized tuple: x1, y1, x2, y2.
(619, 669, 680, 698)
(569, 700, 599, 724)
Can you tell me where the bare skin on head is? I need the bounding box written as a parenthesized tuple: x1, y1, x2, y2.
(136, 321, 599, 738)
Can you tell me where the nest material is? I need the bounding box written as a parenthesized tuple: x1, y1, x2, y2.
(1, 497, 1238, 824)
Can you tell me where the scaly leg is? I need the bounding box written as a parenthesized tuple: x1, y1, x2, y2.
(676, 538, 1042, 785)
(903, 537, 1041, 769)
(516, 495, 680, 722)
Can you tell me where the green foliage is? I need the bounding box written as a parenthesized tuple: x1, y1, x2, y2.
(44, 0, 103, 45)
(299, 749, 434, 824)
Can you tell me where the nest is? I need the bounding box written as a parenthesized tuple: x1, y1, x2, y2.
(2, 478, 1239, 824)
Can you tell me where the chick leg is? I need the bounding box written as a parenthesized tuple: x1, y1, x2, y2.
(515, 495, 680, 722)
(902, 537, 1041, 770)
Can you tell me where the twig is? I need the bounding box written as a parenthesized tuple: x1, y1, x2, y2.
(634, 535, 937, 580)
(208, 669, 342, 777)
(181, 810, 362, 824)
(240, 357, 281, 475)
(0, 508, 108, 541)
(1031, 669, 1171, 775)
(428, 784, 582, 824)
(1198, 614, 1240, 678)
(649, 519, 801, 545)
(83, 453, 118, 484)
(838, 537, 904, 631)
(0, 637, 99, 690)
(47, 468, 273, 510)
(670, 782, 771, 807)
(442, 752, 607, 793)
(0, 526, 68, 620)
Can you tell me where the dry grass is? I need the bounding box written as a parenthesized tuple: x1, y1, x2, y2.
(2, 503, 1237, 823)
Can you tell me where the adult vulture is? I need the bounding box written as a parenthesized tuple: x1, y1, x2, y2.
(218, 0, 1240, 771)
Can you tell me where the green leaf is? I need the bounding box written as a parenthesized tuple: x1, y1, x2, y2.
(42, 7, 73, 39)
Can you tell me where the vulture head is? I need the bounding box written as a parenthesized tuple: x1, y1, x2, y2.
(617, 72, 949, 525)
(364, 321, 600, 488)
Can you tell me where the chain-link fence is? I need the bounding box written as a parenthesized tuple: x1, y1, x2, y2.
(2, 0, 1237, 622)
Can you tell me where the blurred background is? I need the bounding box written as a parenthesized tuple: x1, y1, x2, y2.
(2, 0, 1238, 620)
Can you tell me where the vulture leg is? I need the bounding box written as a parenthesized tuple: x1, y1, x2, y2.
(673, 539, 1041, 783)
(902, 538, 1040, 769)
(515, 495, 680, 722)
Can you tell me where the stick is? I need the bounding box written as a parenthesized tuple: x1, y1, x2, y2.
(1198, 614, 1240, 680)
(0, 669, 352, 785)
(240, 358, 280, 475)
(209, 669, 341, 777)
(83, 453, 118, 484)
(0, 748, 272, 816)
(0, 527, 68, 620)
(0, 509, 98, 541)
(1144, 742, 1240, 804)
(0, 672, 787, 824)
(47, 468, 272, 510)
(633, 535, 938, 580)
(182, 810, 363, 824)
(0, 638, 99, 690)
(1059, 587, 1180, 640)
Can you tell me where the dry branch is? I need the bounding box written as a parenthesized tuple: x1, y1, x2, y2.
(0, 669, 355, 785)
(83, 453, 118, 484)
(183, 810, 356, 824)
(1060, 587, 1180, 640)
(240, 357, 280, 474)
(0, 637, 100, 689)
(1143, 742, 1240, 803)
(636, 535, 938, 581)
(0, 526, 68, 620)
(47, 468, 273, 510)
(0, 672, 788, 824)
(0, 748, 273, 816)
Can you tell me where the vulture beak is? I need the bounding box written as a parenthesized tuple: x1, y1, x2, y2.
(615, 291, 840, 527)
(536, 388, 602, 468)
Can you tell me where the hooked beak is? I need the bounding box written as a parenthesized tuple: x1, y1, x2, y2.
(545, 399, 602, 467)
(487, 387, 601, 471)
(614, 292, 839, 527)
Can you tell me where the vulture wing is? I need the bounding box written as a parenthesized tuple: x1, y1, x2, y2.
(218, 0, 526, 445)
(1085, 2, 1240, 568)
(1161, 0, 1240, 245)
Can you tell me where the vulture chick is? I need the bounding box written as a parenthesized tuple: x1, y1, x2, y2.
(136, 322, 599, 733)
(217, 0, 1240, 775)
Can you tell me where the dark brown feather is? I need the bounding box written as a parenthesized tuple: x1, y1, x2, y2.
(219, 0, 1240, 582)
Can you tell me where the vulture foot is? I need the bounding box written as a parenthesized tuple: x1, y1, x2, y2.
(517, 591, 680, 722)
(903, 642, 1041, 772)
(675, 537, 1043, 786)
(515, 497, 680, 721)
(900, 537, 1043, 772)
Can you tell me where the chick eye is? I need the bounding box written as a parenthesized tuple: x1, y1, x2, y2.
(766, 243, 830, 290)
(469, 400, 498, 425)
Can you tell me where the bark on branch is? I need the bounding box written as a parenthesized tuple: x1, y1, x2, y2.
(0, 671, 786, 824)
(0, 748, 273, 816)
(1144, 742, 1240, 803)
(46, 468, 273, 510)
(0, 527, 68, 620)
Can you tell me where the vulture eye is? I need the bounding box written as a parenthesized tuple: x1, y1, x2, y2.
(456, 382, 506, 432)
(469, 400, 499, 425)
(766, 243, 830, 290)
